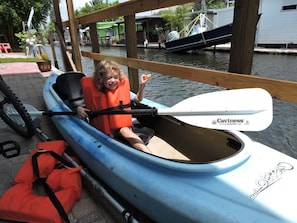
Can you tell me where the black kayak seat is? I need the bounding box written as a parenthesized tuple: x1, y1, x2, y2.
(54, 72, 86, 109)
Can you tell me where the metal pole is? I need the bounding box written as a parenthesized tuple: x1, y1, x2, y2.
(64, 153, 140, 223)
(48, 31, 59, 69)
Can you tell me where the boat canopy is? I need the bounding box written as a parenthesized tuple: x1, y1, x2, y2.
(96, 22, 117, 30)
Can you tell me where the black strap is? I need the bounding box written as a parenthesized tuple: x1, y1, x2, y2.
(0, 140, 20, 159)
(88, 101, 133, 118)
(32, 150, 73, 223)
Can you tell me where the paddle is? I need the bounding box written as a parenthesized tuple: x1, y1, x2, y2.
(8, 88, 273, 131)
(159, 88, 273, 131)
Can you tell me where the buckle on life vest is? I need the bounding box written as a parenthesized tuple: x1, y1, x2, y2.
(0, 140, 20, 159)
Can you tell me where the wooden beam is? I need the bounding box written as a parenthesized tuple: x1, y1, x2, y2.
(89, 23, 100, 69)
(229, 0, 260, 74)
(65, 51, 77, 71)
(124, 15, 138, 92)
(63, 0, 195, 26)
(81, 51, 297, 104)
(52, 0, 63, 39)
(52, 0, 72, 71)
(66, 0, 82, 72)
(48, 31, 59, 69)
(54, 24, 74, 71)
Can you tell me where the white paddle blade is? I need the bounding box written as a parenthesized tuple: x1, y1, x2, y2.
(158, 88, 273, 131)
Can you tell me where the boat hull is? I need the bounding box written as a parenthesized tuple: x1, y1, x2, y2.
(164, 23, 232, 52)
(43, 72, 297, 223)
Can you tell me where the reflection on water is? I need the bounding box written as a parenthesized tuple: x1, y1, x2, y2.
(47, 44, 297, 158)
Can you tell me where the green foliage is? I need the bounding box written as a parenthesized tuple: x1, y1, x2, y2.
(0, 57, 40, 63)
(208, 0, 231, 9)
(193, 0, 231, 11)
(160, 1, 230, 33)
(37, 53, 49, 61)
(160, 4, 192, 32)
(0, 0, 52, 48)
(75, 0, 119, 20)
(15, 32, 36, 51)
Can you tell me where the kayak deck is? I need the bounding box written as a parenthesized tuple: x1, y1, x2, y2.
(44, 72, 297, 223)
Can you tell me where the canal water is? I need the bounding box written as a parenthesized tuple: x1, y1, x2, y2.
(47, 44, 297, 159)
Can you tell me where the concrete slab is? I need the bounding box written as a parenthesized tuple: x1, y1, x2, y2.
(0, 62, 40, 75)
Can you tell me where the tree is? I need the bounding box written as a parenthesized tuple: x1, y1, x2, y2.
(74, 0, 119, 20)
(193, 0, 231, 11)
(0, 0, 52, 49)
(160, 4, 192, 34)
(160, 1, 232, 36)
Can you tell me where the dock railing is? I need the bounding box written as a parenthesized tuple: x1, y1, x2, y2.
(58, 0, 297, 104)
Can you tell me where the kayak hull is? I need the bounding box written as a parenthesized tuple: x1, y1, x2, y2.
(43, 72, 297, 223)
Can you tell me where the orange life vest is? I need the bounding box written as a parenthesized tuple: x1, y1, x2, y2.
(81, 76, 132, 135)
(0, 140, 82, 223)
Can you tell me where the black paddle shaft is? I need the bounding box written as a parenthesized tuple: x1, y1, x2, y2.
(42, 108, 158, 118)
(89, 108, 158, 117)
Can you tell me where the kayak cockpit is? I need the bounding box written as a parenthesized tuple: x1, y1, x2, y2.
(136, 113, 243, 163)
(53, 72, 244, 164)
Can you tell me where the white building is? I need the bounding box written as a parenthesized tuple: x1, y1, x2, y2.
(207, 0, 297, 48)
(256, 0, 297, 48)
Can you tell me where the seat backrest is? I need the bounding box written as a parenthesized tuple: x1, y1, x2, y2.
(54, 72, 86, 109)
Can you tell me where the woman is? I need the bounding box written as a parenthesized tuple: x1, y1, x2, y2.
(77, 60, 152, 154)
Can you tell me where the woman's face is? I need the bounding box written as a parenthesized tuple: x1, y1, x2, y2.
(103, 69, 120, 90)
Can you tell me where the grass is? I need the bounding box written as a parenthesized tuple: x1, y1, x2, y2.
(0, 58, 40, 63)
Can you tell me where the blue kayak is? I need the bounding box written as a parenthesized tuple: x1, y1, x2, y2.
(43, 72, 297, 223)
